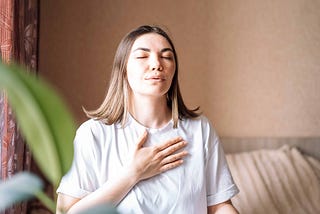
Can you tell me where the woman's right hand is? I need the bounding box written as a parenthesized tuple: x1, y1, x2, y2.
(127, 130, 188, 181)
(57, 130, 188, 213)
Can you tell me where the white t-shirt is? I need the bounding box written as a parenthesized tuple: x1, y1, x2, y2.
(57, 115, 239, 214)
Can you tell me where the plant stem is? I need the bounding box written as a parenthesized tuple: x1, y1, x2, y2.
(35, 190, 56, 213)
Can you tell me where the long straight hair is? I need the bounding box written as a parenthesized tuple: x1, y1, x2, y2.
(84, 25, 200, 128)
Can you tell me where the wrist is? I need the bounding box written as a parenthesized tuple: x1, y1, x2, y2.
(121, 166, 141, 185)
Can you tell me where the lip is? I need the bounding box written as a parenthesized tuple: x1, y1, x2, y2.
(144, 76, 166, 81)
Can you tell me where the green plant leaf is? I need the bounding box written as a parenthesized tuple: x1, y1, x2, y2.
(0, 172, 43, 211)
(0, 63, 76, 186)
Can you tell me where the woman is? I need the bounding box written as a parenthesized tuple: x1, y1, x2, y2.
(56, 25, 239, 214)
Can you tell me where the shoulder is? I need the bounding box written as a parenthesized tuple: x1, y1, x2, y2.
(77, 119, 113, 135)
(74, 119, 116, 147)
(180, 115, 219, 143)
(180, 115, 214, 130)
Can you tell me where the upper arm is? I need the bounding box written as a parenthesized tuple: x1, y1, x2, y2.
(207, 200, 239, 214)
(56, 193, 80, 214)
(205, 120, 239, 206)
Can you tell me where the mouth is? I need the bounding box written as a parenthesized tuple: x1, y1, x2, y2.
(145, 76, 166, 81)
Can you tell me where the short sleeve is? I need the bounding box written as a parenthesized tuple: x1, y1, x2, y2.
(56, 120, 101, 198)
(205, 121, 239, 206)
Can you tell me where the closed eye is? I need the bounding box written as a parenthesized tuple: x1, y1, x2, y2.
(161, 56, 173, 60)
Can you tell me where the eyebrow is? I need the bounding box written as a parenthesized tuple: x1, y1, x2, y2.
(133, 47, 174, 53)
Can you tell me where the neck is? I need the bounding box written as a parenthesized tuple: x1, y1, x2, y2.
(129, 94, 172, 129)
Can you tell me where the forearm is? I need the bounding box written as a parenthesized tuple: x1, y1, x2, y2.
(67, 170, 139, 213)
(61, 134, 187, 213)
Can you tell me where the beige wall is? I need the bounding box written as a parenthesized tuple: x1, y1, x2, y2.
(39, 0, 320, 137)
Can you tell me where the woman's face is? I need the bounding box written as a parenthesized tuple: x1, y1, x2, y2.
(126, 33, 176, 100)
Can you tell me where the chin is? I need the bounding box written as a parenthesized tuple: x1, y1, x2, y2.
(137, 91, 168, 98)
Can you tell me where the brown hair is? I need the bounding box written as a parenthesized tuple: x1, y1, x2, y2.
(84, 25, 200, 128)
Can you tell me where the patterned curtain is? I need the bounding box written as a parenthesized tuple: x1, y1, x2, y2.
(0, 0, 40, 213)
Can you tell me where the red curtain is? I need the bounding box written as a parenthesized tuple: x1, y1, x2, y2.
(0, 0, 42, 213)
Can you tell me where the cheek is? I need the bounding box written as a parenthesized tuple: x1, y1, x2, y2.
(126, 63, 138, 82)
(126, 70, 142, 92)
(168, 63, 176, 77)
(168, 68, 175, 81)
(126, 72, 136, 88)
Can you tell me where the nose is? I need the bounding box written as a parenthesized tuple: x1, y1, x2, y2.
(150, 55, 163, 71)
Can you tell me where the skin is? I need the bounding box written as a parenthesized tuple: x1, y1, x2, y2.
(57, 131, 188, 213)
(126, 33, 176, 128)
(56, 33, 238, 214)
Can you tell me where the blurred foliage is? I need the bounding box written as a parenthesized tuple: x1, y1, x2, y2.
(0, 63, 117, 213)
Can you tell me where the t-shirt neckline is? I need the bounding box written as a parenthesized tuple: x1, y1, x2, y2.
(128, 113, 173, 134)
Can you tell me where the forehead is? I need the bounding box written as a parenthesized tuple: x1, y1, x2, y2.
(131, 33, 172, 50)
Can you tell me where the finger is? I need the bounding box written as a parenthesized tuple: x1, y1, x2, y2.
(159, 140, 187, 157)
(159, 159, 184, 172)
(136, 129, 148, 149)
(157, 136, 184, 151)
(160, 151, 188, 165)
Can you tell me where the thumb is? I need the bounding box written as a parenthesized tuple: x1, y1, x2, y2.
(136, 129, 148, 149)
